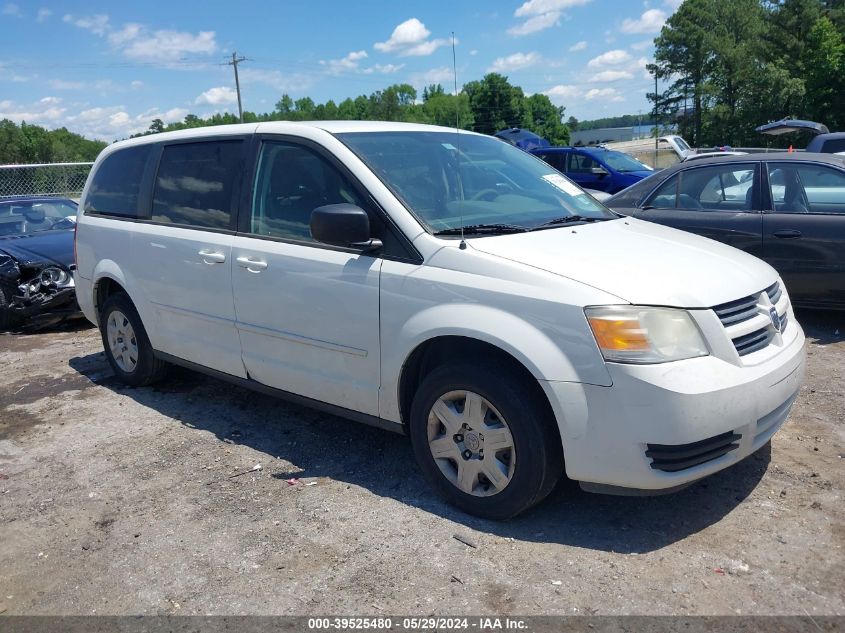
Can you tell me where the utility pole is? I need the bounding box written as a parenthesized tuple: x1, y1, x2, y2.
(654, 73, 658, 167)
(227, 51, 247, 123)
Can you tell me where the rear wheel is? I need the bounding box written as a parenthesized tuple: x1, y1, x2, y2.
(409, 363, 563, 519)
(99, 293, 167, 386)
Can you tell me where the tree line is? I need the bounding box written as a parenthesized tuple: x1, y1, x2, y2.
(0, 119, 107, 164)
(650, 0, 845, 147)
(141, 74, 571, 145)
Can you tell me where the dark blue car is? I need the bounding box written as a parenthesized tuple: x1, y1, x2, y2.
(530, 146, 654, 194)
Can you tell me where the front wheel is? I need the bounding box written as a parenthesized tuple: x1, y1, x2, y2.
(99, 293, 167, 386)
(409, 363, 563, 519)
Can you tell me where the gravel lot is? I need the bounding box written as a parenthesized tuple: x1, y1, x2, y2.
(0, 310, 843, 616)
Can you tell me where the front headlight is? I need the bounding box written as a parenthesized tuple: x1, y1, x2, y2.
(39, 267, 74, 288)
(585, 306, 709, 364)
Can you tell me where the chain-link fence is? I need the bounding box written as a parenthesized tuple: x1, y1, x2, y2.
(0, 162, 93, 200)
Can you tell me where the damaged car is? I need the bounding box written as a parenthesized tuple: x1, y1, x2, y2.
(0, 197, 80, 330)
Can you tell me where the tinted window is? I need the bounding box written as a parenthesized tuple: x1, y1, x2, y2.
(152, 141, 242, 229)
(537, 153, 566, 172)
(568, 153, 598, 173)
(820, 138, 845, 153)
(768, 162, 845, 214)
(251, 142, 366, 242)
(84, 146, 150, 217)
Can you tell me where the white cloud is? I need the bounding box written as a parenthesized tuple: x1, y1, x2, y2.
(569, 40, 588, 52)
(488, 51, 541, 73)
(374, 18, 450, 56)
(238, 68, 315, 94)
(36, 7, 51, 22)
(620, 9, 667, 34)
(509, 0, 592, 36)
(469, 49, 479, 56)
(584, 87, 624, 101)
(410, 67, 454, 87)
(514, 0, 592, 16)
(588, 70, 634, 82)
(195, 86, 237, 106)
(130, 80, 144, 89)
(48, 79, 84, 90)
(587, 49, 631, 68)
(62, 14, 217, 64)
(2, 2, 22, 17)
(63, 13, 110, 36)
(361, 63, 405, 75)
(122, 29, 216, 62)
(508, 12, 560, 36)
(543, 84, 581, 104)
(630, 39, 654, 51)
(0, 99, 66, 125)
(39, 96, 61, 105)
(321, 50, 368, 75)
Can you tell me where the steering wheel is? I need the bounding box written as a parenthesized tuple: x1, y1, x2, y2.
(470, 188, 501, 202)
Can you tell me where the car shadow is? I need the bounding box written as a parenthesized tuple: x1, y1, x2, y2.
(67, 350, 772, 554)
(795, 308, 844, 346)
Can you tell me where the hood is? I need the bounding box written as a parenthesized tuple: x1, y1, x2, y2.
(468, 217, 777, 308)
(0, 230, 74, 268)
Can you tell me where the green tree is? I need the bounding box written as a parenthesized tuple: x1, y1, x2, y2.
(464, 73, 524, 135)
(802, 16, 845, 128)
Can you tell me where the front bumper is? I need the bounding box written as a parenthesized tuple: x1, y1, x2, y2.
(541, 315, 806, 491)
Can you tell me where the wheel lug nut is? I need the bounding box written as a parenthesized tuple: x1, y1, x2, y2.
(462, 450, 472, 459)
(455, 434, 464, 442)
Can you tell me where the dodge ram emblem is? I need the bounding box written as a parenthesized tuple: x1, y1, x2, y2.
(769, 306, 781, 333)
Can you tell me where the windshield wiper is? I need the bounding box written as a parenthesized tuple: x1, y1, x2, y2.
(433, 223, 529, 236)
(531, 215, 608, 230)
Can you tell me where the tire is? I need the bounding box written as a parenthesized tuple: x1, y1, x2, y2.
(99, 292, 167, 387)
(409, 362, 563, 520)
(0, 287, 23, 331)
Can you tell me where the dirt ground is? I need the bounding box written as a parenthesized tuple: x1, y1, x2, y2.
(0, 310, 843, 616)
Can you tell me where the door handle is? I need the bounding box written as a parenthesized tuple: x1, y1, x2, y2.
(772, 229, 802, 239)
(198, 250, 226, 264)
(236, 256, 268, 272)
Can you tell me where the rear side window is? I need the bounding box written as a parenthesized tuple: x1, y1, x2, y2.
(820, 138, 845, 153)
(84, 146, 150, 217)
(152, 141, 242, 230)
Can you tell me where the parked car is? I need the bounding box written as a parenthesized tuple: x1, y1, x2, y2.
(530, 146, 654, 194)
(605, 153, 845, 309)
(0, 197, 80, 329)
(75, 122, 805, 519)
(494, 127, 550, 151)
(755, 119, 845, 154)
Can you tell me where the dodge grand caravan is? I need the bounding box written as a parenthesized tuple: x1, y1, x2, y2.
(74, 122, 806, 519)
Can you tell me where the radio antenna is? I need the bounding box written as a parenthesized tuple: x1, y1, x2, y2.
(452, 32, 466, 250)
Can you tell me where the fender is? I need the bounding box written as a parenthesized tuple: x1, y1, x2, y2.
(379, 302, 612, 423)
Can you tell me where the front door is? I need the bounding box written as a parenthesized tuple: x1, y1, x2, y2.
(231, 139, 382, 415)
(634, 162, 763, 256)
(762, 161, 845, 307)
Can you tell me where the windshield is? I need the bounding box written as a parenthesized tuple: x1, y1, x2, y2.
(597, 151, 652, 173)
(0, 200, 77, 237)
(336, 131, 616, 234)
(675, 137, 691, 152)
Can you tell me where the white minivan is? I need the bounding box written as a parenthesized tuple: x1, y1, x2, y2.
(74, 122, 806, 518)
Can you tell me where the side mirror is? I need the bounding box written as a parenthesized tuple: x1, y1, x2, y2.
(310, 204, 382, 252)
(591, 166, 609, 177)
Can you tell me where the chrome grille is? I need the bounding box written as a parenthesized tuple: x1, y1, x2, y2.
(712, 281, 787, 358)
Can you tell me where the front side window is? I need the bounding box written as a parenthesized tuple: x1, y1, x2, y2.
(336, 131, 615, 234)
(768, 162, 845, 214)
(250, 142, 365, 242)
(152, 141, 242, 229)
(84, 146, 150, 217)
